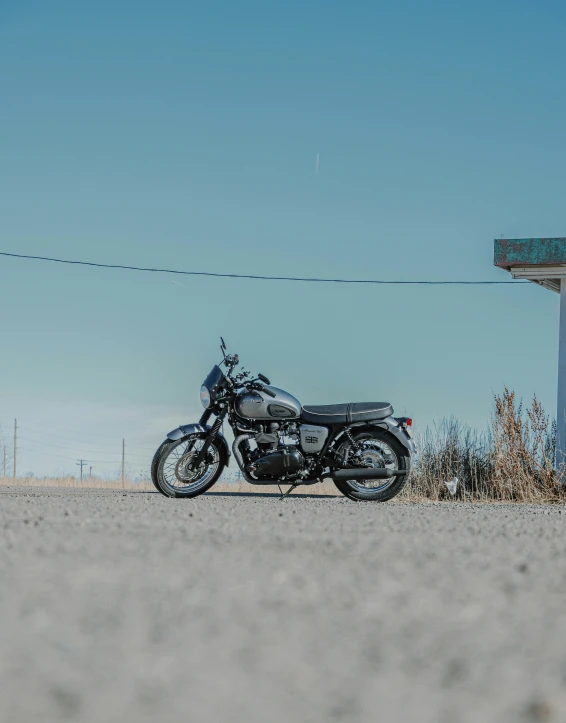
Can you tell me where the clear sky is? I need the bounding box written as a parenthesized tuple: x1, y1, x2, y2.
(0, 0, 564, 477)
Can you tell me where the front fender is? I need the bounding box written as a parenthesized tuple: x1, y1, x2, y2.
(167, 423, 206, 441)
(166, 423, 230, 465)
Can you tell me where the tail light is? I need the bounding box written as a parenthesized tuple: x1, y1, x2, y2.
(395, 417, 413, 437)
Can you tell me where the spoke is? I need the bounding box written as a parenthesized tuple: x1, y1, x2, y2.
(337, 436, 400, 493)
(161, 437, 219, 492)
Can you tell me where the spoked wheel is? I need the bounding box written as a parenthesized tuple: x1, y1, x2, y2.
(151, 434, 226, 498)
(333, 429, 411, 502)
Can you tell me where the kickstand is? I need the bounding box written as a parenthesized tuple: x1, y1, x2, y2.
(279, 484, 297, 501)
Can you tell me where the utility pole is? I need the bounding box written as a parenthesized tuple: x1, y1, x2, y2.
(122, 439, 125, 488)
(89, 466, 92, 479)
(13, 419, 17, 479)
(76, 459, 87, 481)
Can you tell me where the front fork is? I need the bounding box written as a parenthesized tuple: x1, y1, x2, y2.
(191, 408, 226, 468)
(199, 409, 213, 426)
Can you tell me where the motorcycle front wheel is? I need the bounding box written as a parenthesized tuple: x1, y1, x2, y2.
(151, 434, 226, 498)
(333, 429, 411, 502)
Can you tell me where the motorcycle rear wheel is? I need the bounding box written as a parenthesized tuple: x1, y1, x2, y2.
(151, 434, 226, 498)
(333, 429, 411, 502)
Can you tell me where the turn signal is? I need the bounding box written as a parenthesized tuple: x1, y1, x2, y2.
(405, 418, 413, 427)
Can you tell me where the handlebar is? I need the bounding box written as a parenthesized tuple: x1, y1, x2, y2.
(230, 367, 276, 397)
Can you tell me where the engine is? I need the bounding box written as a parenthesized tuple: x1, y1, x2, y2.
(248, 447, 305, 478)
(241, 421, 328, 481)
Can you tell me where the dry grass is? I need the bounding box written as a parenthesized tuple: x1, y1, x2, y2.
(0, 476, 153, 491)
(405, 389, 564, 503)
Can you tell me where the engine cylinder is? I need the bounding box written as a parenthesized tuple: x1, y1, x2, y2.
(247, 447, 304, 479)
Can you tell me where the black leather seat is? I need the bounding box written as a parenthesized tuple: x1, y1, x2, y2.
(300, 402, 393, 425)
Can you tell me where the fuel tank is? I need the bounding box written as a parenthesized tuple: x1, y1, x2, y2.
(235, 386, 301, 420)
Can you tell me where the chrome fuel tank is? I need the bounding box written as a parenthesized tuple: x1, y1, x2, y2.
(235, 386, 301, 420)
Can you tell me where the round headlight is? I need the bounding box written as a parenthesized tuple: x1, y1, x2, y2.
(200, 385, 211, 409)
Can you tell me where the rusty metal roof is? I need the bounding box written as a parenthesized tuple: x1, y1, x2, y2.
(494, 238, 566, 293)
(495, 238, 566, 268)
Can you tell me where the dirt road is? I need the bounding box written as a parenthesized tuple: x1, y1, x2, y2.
(1, 486, 565, 722)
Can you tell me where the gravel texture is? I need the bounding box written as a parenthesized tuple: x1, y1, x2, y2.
(1, 486, 566, 722)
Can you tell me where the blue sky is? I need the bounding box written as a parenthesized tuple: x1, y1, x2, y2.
(0, 0, 564, 477)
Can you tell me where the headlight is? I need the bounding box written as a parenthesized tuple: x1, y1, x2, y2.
(200, 385, 211, 409)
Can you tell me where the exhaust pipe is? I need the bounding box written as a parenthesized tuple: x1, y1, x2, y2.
(329, 468, 407, 482)
(232, 434, 281, 485)
(232, 434, 261, 484)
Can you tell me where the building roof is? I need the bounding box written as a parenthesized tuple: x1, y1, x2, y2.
(494, 238, 566, 293)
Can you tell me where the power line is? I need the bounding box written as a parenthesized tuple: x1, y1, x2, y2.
(0, 250, 527, 285)
(20, 429, 120, 448)
(19, 437, 123, 458)
(20, 427, 156, 452)
(20, 433, 152, 455)
(20, 437, 154, 459)
(18, 447, 149, 464)
(18, 448, 104, 462)
(20, 425, 120, 442)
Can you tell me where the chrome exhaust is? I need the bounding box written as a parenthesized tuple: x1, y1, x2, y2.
(329, 468, 407, 482)
(231, 434, 280, 485)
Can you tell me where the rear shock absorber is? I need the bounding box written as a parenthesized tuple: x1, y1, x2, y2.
(345, 427, 361, 453)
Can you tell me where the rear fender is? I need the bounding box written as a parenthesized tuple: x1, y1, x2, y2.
(339, 418, 415, 455)
(371, 417, 416, 455)
(166, 423, 230, 465)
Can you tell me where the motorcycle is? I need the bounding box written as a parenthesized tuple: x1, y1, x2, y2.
(151, 339, 415, 501)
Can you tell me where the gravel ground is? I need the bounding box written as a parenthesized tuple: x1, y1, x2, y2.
(1, 487, 566, 723)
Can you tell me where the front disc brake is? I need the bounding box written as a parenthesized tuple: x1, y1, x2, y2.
(175, 453, 209, 482)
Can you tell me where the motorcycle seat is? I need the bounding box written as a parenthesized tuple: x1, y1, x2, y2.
(300, 402, 393, 425)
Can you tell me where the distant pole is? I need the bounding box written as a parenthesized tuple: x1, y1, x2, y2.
(558, 278, 566, 466)
(76, 459, 87, 481)
(89, 465, 92, 479)
(122, 439, 125, 488)
(13, 419, 17, 479)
